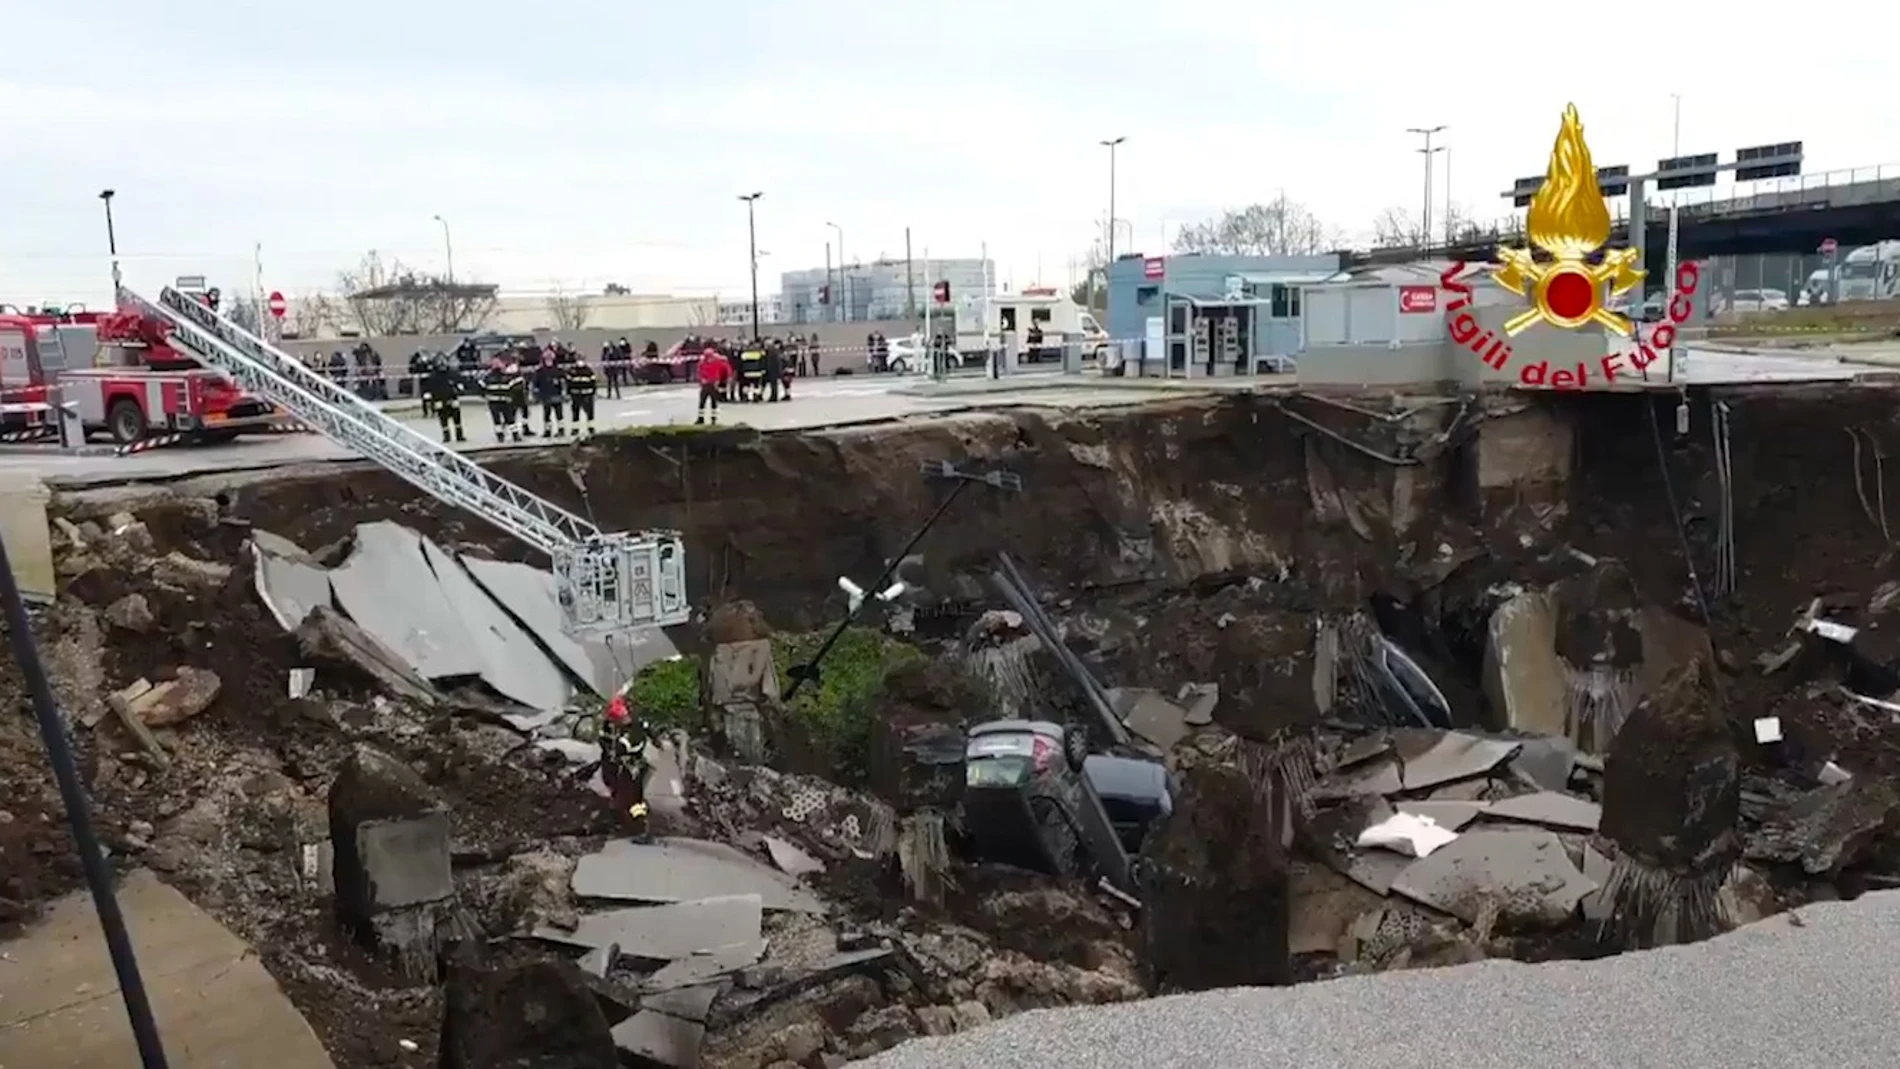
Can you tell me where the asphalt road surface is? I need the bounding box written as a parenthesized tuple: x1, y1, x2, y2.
(862, 894, 1900, 1069)
(0, 372, 1188, 487)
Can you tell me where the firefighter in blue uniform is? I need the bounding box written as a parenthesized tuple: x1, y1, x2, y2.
(564, 355, 601, 436)
(422, 353, 465, 443)
(482, 359, 520, 442)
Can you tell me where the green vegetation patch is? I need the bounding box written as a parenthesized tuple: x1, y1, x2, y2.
(624, 656, 701, 731)
(774, 627, 925, 776)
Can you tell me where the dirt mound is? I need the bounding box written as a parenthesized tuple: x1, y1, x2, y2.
(1601, 659, 1741, 875)
(1138, 734, 1292, 991)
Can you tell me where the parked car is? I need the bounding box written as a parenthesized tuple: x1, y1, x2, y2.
(1727, 288, 1790, 314)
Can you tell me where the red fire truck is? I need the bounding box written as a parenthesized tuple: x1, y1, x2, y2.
(0, 286, 284, 445)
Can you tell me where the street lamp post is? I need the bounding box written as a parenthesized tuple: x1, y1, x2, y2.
(98, 189, 121, 291)
(1099, 136, 1125, 313)
(740, 193, 764, 341)
(432, 214, 455, 282)
(1407, 125, 1447, 246)
(826, 221, 845, 322)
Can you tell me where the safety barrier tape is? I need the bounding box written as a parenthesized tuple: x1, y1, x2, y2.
(0, 427, 57, 444)
(115, 433, 189, 457)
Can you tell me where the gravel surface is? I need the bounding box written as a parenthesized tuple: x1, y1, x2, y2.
(860, 893, 1900, 1069)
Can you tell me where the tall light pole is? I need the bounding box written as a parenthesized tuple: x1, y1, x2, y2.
(1407, 125, 1447, 246)
(740, 192, 764, 341)
(1099, 136, 1125, 312)
(432, 214, 454, 282)
(98, 189, 121, 292)
(826, 221, 845, 322)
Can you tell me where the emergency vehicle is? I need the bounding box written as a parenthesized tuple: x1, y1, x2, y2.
(0, 284, 285, 446)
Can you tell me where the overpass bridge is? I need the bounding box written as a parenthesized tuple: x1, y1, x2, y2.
(1354, 161, 1900, 268)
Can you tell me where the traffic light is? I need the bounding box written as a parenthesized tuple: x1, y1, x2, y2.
(932, 280, 950, 304)
(818, 284, 830, 304)
(204, 287, 221, 312)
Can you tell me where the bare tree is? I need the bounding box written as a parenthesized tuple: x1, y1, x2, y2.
(1173, 197, 1341, 257)
(1372, 205, 1484, 248)
(335, 249, 496, 335)
(225, 294, 263, 334)
(290, 293, 344, 338)
(545, 286, 592, 330)
(686, 300, 718, 327)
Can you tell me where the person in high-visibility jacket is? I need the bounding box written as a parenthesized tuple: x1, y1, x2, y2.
(564, 358, 600, 436)
(481, 360, 520, 442)
(599, 694, 652, 841)
(737, 345, 766, 402)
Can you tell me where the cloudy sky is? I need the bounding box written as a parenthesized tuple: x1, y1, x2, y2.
(4, 1, 1894, 307)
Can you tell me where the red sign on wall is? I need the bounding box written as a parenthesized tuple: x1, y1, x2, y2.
(1398, 285, 1438, 314)
(1143, 257, 1165, 280)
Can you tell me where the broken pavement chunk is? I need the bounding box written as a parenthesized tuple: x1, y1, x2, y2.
(296, 604, 439, 707)
(536, 895, 764, 960)
(762, 835, 825, 877)
(251, 529, 334, 632)
(1121, 689, 1191, 752)
(570, 837, 825, 913)
(1401, 731, 1521, 792)
(127, 666, 222, 727)
(1510, 735, 1579, 792)
(612, 1009, 705, 1069)
(1484, 790, 1601, 832)
(329, 746, 459, 974)
(641, 939, 769, 992)
(329, 521, 482, 680)
(1395, 800, 1486, 831)
(1390, 828, 1595, 927)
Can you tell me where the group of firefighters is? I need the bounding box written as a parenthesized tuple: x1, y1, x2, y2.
(408, 342, 603, 443)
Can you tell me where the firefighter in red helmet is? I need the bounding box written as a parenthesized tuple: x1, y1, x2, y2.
(600, 694, 653, 841)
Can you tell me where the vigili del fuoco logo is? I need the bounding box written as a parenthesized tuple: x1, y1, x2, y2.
(1439, 104, 1700, 389)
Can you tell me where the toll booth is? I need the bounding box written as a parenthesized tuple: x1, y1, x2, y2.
(1106, 254, 1346, 378)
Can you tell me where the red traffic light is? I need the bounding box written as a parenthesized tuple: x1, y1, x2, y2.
(932, 281, 950, 304)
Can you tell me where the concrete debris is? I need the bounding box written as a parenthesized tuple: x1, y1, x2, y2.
(103, 592, 155, 632)
(642, 939, 770, 992)
(537, 893, 764, 958)
(439, 961, 617, 1069)
(1321, 729, 1519, 798)
(296, 604, 439, 708)
(1389, 828, 1597, 928)
(569, 837, 825, 913)
(328, 746, 466, 977)
(251, 529, 333, 630)
(419, 536, 573, 713)
(1482, 589, 1567, 737)
(463, 554, 677, 696)
(1115, 688, 1193, 752)
(121, 666, 222, 727)
(1747, 779, 1900, 876)
(763, 834, 826, 876)
(1509, 735, 1579, 792)
(1395, 800, 1486, 831)
(329, 522, 485, 680)
(151, 550, 233, 589)
(1177, 682, 1219, 726)
(288, 667, 315, 699)
(1483, 790, 1602, 832)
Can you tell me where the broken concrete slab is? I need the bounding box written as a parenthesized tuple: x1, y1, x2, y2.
(0, 869, 335, 1069)
(421, 537, 574, 713)
(641, 984, 722, 1023)
(295, 604, 439, 707)
(252, 529, 334, 632)
(1289, 863, 1385, 955)
(641, 939, 770, 992)
(328, 746, 459, 973)
(763, 835, 825, 877)
(1483, 590, 1567, 737)
(535, 895, 764, 960)
(1122, 690, 1192, 752)
(612, 1009, 705, 1068)
(462, 555, 677, 696)
(1395, 800, 1487, 832)
(330, 521, 482, 680)
(571, 838, 825, 913)
(1400, 731, 1521, 792)
(1511, 735, 1580, 792)
(0, 472, 55, 603)
(1485, 790, 1602, 832)
(1390, 828, 1596, 927)
(1179, 683, 1218, 726)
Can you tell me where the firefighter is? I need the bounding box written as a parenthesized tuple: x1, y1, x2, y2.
(423, 353, 464, 443)
(409, 350, 434, 416)
(482, 359, 521, 442)
(764, 340, 786, 402)
(696, 345, 731, 425)
(599, 695, 652, 840)
(531, 353, 567, 437)
(565, 355, 600, 436)
(738, 344, 765, 402)
(507, 357, 533, 436)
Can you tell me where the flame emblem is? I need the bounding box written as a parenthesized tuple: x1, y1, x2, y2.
(1492, 104, 1645, 337)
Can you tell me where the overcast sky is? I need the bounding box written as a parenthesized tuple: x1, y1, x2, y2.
(5, 1, 1894, 306)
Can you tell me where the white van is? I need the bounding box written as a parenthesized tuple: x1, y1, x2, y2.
(954, 292, 1107, 362)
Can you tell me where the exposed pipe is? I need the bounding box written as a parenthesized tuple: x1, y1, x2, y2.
(1268, 402, 1420, 466)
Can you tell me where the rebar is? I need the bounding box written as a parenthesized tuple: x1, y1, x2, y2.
(1597, 852, 1726, 949)
(1561, 663, 1640, 753)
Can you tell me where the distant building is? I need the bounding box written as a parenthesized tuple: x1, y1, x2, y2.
(780, 257, 992, 324)
(714, 294, 785, 328)
(281, 291, 720, 339)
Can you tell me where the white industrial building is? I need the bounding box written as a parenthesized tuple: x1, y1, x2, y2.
(780, 257, 993, 324)
(714, 294, 786, 327)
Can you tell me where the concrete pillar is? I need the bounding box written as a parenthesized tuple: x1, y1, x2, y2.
(328, 745, 460, 977)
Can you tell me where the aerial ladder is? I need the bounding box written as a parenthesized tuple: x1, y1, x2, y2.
(119, 286, 689, 635)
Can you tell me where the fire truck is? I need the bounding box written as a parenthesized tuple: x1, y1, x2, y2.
(0, 283, 285, 445)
